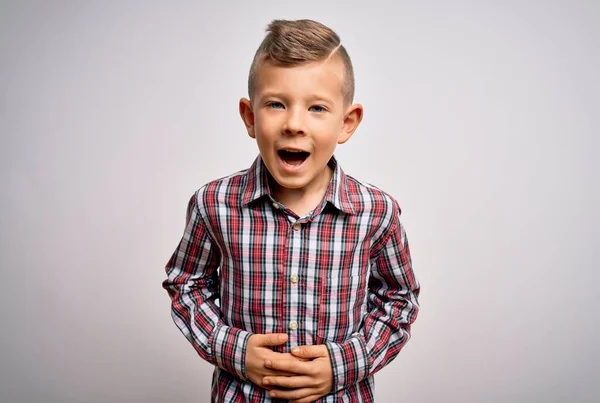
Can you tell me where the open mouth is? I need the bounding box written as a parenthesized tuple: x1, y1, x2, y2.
(278, 149, 310, 166)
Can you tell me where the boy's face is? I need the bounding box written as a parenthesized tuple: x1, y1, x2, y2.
(240, 58, 363, 197)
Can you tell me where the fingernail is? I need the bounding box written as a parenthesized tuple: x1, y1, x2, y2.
(263, 378, 270, 385)
(279, 334, 286, 341)
(292, 347, 299, 353)
(265, 360, 272, 367)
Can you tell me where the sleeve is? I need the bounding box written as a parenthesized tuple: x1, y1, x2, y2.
(162, 193, 252, 380)
(324, 204, 420, 392)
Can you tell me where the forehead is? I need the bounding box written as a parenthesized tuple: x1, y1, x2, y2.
(254, 58, 345, 101)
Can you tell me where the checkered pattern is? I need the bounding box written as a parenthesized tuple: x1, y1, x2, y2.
(163, 155, 420, 402)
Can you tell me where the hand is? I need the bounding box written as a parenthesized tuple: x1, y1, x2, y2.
(245, 333, 306, 390)
(262, 344, 333, 403)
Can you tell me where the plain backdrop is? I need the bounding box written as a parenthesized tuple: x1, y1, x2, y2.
(1, 1, 598, 402)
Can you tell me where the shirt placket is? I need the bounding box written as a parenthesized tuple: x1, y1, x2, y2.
(287, 216, 303, 348)
(269, 201, 297, 351)
(272, 200, 307, 350)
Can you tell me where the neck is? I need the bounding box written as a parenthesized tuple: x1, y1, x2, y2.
(273, 166, 333, 217)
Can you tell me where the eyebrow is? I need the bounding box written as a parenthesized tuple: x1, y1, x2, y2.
(260, 91, 335, 105)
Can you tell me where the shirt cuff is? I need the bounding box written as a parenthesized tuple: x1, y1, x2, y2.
(211, 323, 252, 381)
(324, 336, 370, 392)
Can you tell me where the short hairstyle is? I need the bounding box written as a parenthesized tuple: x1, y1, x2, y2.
(248, 19, 355, 105)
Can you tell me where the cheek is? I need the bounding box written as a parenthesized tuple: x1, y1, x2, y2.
(314, 115, 343, 133)
(253, 124, 271, 142)
(254, 114, 280, 137)
(313, 126, 342, 148)
(255, 136, 272, 153)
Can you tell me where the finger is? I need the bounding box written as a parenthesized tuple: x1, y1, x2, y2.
(291, 344, 328, 359)
(263, 375, 313, 389)
(262, 353, 303, 377)
(274, 352, 310, 363)
(265, 357, 312, 375)
(256, 369, 297, 388)
(255, 333, 288, 347)
(263, 367, 298, 377)
(269, 387, 318, 401)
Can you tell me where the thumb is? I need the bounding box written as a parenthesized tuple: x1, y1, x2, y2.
(254, 333, 288, 347)
(291, 344, 328, 359)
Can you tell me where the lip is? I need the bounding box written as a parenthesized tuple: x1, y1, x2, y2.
(278, 147, 309, 153)
(277, 152, 309, 173)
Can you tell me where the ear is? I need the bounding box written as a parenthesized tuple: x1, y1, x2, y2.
(338, 103, 364, 144)
(239, 98, 256, 138)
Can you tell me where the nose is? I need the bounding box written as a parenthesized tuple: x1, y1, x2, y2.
(282, 107, 305, 135)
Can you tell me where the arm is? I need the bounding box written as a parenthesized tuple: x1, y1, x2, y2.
(162, 193, 252, 380)
(325, 208, 420, 392)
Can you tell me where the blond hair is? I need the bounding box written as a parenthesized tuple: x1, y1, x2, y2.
(248, 19, 355, 105)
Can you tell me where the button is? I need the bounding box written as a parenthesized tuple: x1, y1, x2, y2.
(292, 223, 301, 231)
(290, 274, 299, 284)
(289, 321, 298, 330)
(272, 202, 279, 209)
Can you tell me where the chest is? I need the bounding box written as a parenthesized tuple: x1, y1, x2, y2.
(207, 204, 374, 278)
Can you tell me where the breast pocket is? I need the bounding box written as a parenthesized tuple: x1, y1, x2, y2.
(316, 273, 368, 344)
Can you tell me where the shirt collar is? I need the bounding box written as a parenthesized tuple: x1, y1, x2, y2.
(242, 154, 356, 215)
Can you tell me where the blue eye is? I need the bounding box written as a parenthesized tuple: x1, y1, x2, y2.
(269, 102, 284, 109)
(309, 105, 325, 113)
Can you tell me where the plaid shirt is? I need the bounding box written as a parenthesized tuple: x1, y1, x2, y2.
(163, 155, 420, 402)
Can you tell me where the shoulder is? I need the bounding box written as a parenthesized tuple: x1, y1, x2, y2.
(192, 168, 250, 214)
(343, 173, 402, 251)
(344, 173, 402, 218)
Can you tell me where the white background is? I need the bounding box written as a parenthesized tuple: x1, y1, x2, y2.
(1, 1, 598, 402)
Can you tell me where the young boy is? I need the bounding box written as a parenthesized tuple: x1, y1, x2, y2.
(163, 19, 420, 402)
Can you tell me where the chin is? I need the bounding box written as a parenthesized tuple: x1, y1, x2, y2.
(271, 175, 310, 190)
